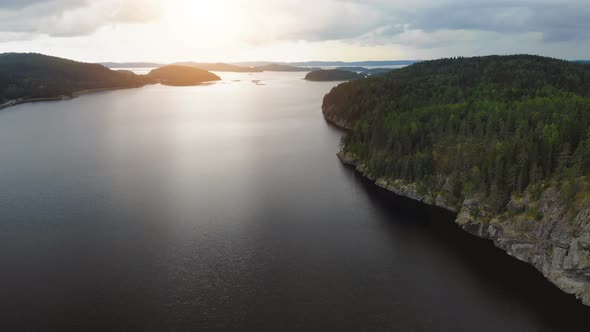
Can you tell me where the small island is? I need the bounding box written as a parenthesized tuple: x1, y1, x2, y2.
(147, 65, 221, 86)
(305, 69, 364, 82)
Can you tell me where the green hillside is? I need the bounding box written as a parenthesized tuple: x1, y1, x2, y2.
(0, 53, 150, 103)
(323, 55, 590, 212)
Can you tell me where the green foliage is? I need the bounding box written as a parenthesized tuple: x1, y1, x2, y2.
(305, 70, 364, 82)
(147, 65, 221, 86)
(0, 53, 151, 103)
(527, 208, 544, 221)
(323, 55, 590, 211)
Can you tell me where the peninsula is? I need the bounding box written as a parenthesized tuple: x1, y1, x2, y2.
(0, 53, 221, 109)
(0, 53, 151, 108)
(323, 54, 590, 306)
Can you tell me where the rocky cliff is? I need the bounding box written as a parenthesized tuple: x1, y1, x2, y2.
(336, 151, 590, 306)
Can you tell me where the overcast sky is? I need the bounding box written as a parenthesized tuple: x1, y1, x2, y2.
(0, 0, 588, 62)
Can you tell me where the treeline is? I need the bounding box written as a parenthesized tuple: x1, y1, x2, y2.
(0, 53, 151, 103)
(305, 69, 364, 82)
(324, 55, 590, 211)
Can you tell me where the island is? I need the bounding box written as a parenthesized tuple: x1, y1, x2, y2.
(322, 54, 590, 306)
(305, 69, 365, 82)
(147, 65, 221, 86)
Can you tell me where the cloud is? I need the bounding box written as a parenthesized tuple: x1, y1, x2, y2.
(0, 0, 588, 60)
(0, 0, 161, 39)
(233, 0, 590, 45)
(403, 0, 590, 42)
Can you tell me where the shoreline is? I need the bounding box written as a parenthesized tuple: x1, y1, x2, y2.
(335, 151, 590, 306)
(0, 81, 224, 111)
(0, 96, 71, 110)
(0, 86, 145, 111)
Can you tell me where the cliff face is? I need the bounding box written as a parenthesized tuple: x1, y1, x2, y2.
(337, 151, 590, 306)
(457, 187, 590, 306)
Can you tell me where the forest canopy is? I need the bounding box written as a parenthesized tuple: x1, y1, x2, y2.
(0, 53, 150, 103)
(323, 55, 590, 211)
(147, 65, 221, 86)
(305, 69, 365, 82)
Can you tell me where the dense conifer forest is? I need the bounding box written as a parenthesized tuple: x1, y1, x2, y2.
(147, 65, 221, 86)
(0, 53, 150, 104)
(305, 69, 364, 81)
(323, 55, 590, 212)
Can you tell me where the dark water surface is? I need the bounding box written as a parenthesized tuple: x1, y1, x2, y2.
(0, 72, 588, 331)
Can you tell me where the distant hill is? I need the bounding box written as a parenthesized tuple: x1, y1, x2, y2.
(575, 60, 590, 65)
(0, 53, 151, 105)
(100, 60, 417, 73)
(100, 62, 164, 68)
(234, 60, 418, 68)
(305, 69, 364, 82)
(333, 67, 369, 72)
(101, 61, 315, 73)
(291, 60, 418, 67)
(335, 67, 396, 75)
(253, 64, 316, 72)
(148, 65, 221, 86)
(174, 62, 262, 73)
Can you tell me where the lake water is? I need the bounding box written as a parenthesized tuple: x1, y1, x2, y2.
(1, 72, 589, 331)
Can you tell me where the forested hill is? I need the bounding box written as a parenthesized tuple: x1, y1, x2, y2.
(0, 53, 151, 104)
(305, 69, 364, 82)
(147, 65, 221, 86)
(324, 54, 590, 209)
(323, 54, 590, 304)
(324, 55, 590, 129)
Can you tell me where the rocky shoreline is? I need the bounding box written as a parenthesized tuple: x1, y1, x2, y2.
(336, 151, 590, 306)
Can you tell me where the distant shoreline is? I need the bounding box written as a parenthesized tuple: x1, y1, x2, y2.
(0, 86, 144, 111)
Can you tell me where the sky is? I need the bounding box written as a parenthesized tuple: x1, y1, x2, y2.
(0, 0, 589, 63)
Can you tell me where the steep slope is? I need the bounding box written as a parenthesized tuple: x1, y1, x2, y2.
(323, 55, 590, 305)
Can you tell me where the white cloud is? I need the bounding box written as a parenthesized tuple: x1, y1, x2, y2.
(0, 0, 161, 38)
(0, 0, 589, 61)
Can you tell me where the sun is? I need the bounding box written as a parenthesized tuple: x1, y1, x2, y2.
(163, 0, 243, 46)
(177, 0, 226, 25)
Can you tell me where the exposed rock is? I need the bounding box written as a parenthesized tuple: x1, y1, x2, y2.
(338, 154, 590, 306)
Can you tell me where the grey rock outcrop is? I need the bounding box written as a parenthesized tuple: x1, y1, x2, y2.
(339, 153, 590, 306)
